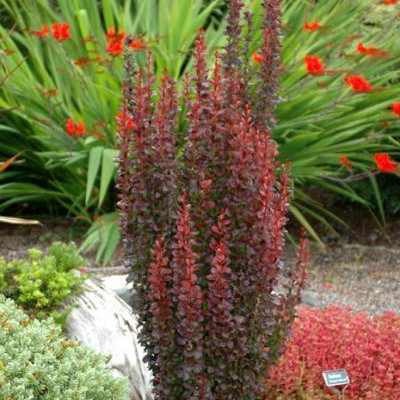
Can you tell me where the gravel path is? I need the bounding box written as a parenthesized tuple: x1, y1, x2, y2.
(300, 243, 400, 314)
(1, 221, 399, 315)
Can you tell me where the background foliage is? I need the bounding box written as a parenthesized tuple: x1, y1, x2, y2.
(0, 0, 399, 263)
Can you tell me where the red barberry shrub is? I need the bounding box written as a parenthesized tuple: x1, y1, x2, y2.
(263, 307, 400, 400)
(117, 1, 308, 399)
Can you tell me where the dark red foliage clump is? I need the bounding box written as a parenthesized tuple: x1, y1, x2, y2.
(117, 1, 307, 399)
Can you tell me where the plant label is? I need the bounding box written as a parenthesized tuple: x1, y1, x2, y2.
(322, 369, 350, 387)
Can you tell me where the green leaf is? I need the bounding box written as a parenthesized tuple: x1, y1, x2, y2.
(86, 146, 103, 205)
(289, 205, 324, 247)
(98, 149, 119, 208)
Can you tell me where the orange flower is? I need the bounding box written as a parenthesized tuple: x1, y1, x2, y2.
(303, 21, 321, 32)
(391, 102, 400, 117)
(252, 51, 264, 63)
(356, 42, 376, 55)
(344, 75, 372, 92)
(32, 24, 49, 37)
(65, 117, 85, 137)
(52, 22, 71, 42)
(105, 28, 125, 41)
(105, 28, 144, 55)
(339, 155, 352, 170)
(106, 39, 123, 56)
(75, 121, 85, 136)
(356, 42, 388, 59)
(116, 113, 137, 130)
(304, 55, 324, 75)
(129, 40, 145, 51)
(66, 117, 75, 135)
(383, 0, 398, 5)
(374, 153, 398, 173)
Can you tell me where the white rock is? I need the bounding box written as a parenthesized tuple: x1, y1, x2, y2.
(101, 274, 132, 303)
(65, 279, 153, 400)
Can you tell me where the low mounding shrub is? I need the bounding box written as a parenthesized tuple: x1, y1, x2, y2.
(264, 306, 400, 400)
(0, 296, 128, 400)
(118, 1, 307, 399)
(0, 242, 85, 324)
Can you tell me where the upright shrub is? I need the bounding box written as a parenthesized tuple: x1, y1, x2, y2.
(118, 1, 307, 399)
(0, 296, 128, 400)
(264, 307, 400, 400)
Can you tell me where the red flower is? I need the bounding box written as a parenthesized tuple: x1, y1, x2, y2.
(391, 102, 400, 117)
(374, 153, 398, 173)
(129, 40, 145, 51)
(344, 75, 372, 92)
(304, 55, 324, 75)
(339, 155, 352, 170)
(253, 51, 264, 63)
(356, 42, 376, 55)
(105, 27, 125, 41)
(383, 0, 398, 4)
(32, 24, 49, 37)
(105, 28, 127, 56)
(106, 39, 123, 56)
(65, 117, 85, 137)
(356, 42, 388, 59)
(303, 21, 321, 32)
(52, 22, 71, 42)
(116, 113, 137, 130)
(66, 117, 75, 135)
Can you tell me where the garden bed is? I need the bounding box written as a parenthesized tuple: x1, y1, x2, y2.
(1, 215, 399, 315)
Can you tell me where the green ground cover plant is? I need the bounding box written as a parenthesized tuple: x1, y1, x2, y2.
(0, 0, 399, 263)
(0, 295, 129, 400)
(0, 241, 85, 324)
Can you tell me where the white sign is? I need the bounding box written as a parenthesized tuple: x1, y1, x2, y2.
(323, 369, 350, 387)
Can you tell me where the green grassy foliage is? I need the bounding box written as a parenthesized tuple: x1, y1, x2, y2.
(0, 0, 399, 261)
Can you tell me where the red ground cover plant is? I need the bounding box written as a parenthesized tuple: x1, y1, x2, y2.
(117, 1, 308, 399)
(263, 307, 400, 400)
